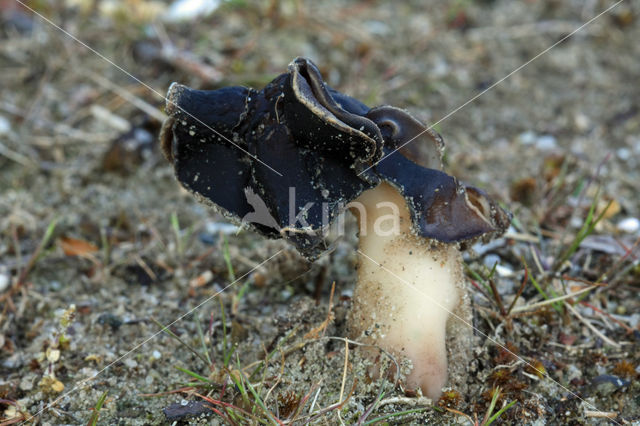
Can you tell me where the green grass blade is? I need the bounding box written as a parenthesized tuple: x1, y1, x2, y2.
(175, 365, 210, 383)
(195, 313, 212, 366)
(170, 212, 183, 259)
(223, 236, 236, 281)
(486, 400, 517, 425)
(87, 391, 108, 426)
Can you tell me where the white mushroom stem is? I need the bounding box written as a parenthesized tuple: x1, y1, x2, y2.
(348, 182, 464, 400)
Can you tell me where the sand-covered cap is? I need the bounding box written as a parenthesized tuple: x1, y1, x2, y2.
(160, 57, 510, 258)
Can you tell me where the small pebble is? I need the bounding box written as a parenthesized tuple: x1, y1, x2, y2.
(616, 147, 632, 161)
(517, 130, 537, 145)
(483, 254, 501, 269)
(495, 265, 515, 278)
(204, 221, 238, 235)
(0, 272, 9, 293)
(123, 358, 138, 368)
(19, 374, 35, 391)
(517, 132, 557, 150)
(617, 217, 639, 234)
(574, 113, 590, 131)
(0, 115, 10, 135)
(163, 0, 220, 22)
(363, 20, 390, 35)
(628, 313, 640, 328)
(2, 353, 22, 369)
(536, 135, 557, 150)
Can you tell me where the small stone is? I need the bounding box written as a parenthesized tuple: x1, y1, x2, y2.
(517, 131, 537, 146)
(19, 374, 36, 391)
(0, 272, 9, 292)
(617, 217, 639, 234)
(163, 0, 220, 23)
(482, 254, 501, 269)
(495, 265, 514, 278)
(536, 135, 557, 150)
(0, 115, 10, 135)
(123, 358, 138, 368)
(46, 348, 60, 363)
(574, 113, 590, 132)
(2, 353, 22, 369)
(204, 221, 238, 235)
(616, 148, 632, 161)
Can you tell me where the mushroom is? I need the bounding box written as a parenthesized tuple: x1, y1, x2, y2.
(160, 57, 510, 399)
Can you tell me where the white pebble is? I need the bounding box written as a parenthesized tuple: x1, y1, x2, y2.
(0, 272, 9, 292)
(617, 217, 639, 234)
(617, 148, 631, 161)
(574, 113, 590, 131)
(205, 221, 238, 235)
(163, 0, 220, 22)
(517, 131, 537, 146)
(0, 115, 10, 135)
(495, 265, 515, 278)
(123, 358, 138, 368)
(536, 135, 557, 150)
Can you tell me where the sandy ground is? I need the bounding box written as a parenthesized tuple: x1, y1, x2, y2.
(1, 0, 639, 424)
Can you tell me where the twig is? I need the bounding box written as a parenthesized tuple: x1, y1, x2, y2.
(602, 236, 640, 286)
(506, 265, 528, 315)
(85, 71, 166, 122)
(0, 141, 35, 167)
(511, 285, 599, 313)
(308, 385, 322, 415)
(488, 278, 506, 316)
(153, 22, 223, 84)
(580, 301, 634, 334)
(338, 339, 349, 406)
(303, 282, 335, 339)
(376, 395, 432, 408)
(503, 231, 540, 243)
(469, 279, 495, 307)
(584, 410, 618, 419)
(306, 380, 358, 423)
(530, 245, 545, 276)
(564, 302, 621, 347)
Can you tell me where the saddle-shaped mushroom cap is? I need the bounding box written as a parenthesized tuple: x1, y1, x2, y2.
(160, 57, 510, 258)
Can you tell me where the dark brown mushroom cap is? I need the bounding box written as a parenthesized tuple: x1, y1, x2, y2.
(160, 57, 510, 259)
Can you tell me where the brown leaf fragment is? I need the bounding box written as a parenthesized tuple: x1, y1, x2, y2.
(59, 236, 99, 257)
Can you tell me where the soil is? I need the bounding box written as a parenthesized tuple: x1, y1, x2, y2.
(1, 0, 639, 424)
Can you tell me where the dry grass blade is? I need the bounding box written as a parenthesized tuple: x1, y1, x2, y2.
(510, 285, 599, 313)
(564, 302, 621, 348)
